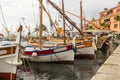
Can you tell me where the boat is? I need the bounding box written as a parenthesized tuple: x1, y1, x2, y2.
(68, 1, 96, 59)
(75, 38, 97, 59)
(21, 0, 75, 63)
(97, 34, 113, 53)
(0, 25, 23, 80)
(46, 0, 97, 59)
(86, 29, 113, 54)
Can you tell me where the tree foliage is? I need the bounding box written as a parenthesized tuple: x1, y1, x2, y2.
(114, 15, 120, 21)
(100, 22, 107, 28)
(33, 24, 48, 33)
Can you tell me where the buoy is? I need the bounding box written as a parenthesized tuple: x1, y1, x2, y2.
(31, 52, 38, 58)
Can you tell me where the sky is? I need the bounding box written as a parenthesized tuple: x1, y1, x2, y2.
(0, 0, 120, 36)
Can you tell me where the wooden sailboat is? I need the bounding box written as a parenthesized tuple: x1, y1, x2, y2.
(47, 0, 96, 59)
(0, 25, 23, 80)
(22, 0, 75, 63)
(74, 39, 96, 59)
(73, 0, 96, 59)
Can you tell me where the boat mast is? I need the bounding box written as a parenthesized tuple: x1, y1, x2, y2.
(80, 0, 83, 38)
(62, 0, 66, 44)
(47, 0, 84, 36)
(38, 0, 43, 49)
(17, 25, 22, 62)
(0, 5, 9, 36)
(80, 0, 83, 31)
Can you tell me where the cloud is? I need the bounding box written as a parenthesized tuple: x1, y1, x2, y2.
(0, 0, 120, 35)
(2, 0, 37, 18)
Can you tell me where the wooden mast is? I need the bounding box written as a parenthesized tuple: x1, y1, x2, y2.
(0, 5, 10, 36)
(47, 0, 84, 36)
(38, 0, 43, 49)
(80, 0, 83, 39)
(17, 25, 22, 62)
(62, 0, 66, 44)
(80, 0, 83, 31)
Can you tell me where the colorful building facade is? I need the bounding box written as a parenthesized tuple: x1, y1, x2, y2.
(88, 2, 120, 32)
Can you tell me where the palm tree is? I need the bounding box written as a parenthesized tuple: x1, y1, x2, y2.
(42, 24, 48, 32)
(114, 15, 120, 28)
(33, 24, 48, 34)
(33, 26, 39, 33)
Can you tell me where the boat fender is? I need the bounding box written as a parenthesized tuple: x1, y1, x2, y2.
(72, 35, 77, 53)
(32, 52, 38, 58)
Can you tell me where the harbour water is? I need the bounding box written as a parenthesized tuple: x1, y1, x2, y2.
(16, 49, 110, 80)
(17, 60, 98, 80)
(0, 41, 118, 80)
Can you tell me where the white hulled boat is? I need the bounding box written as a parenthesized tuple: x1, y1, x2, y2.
(22, 0, 75, 63)
(22, 44, 74, 63)
(0, 25, 23, 80)
(75, 39, 96, 59)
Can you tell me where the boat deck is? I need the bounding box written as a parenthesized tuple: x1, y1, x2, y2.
(91, 45, 120, 80)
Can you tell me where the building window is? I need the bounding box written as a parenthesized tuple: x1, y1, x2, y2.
(114, 24, 117, 28)
(104, 19, 110, 22)
(117, 8, 120, 13)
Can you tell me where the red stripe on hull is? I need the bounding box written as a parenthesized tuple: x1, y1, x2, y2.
(0, 73, 16, 80)
(24, 49, 54, 55)
(24, 45, 73, 55)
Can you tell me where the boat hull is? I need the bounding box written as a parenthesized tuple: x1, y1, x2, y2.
(0, 25, 23, 80)
(0, 55, 17, 80)
(22, 45, 74, 63)
(76, 46, 95, 59)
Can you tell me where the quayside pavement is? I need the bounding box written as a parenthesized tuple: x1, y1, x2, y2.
(91, 45, 120, 80)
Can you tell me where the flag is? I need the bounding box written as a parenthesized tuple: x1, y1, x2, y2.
(55, 20, 58, 26)
(50, 21, 53, 28)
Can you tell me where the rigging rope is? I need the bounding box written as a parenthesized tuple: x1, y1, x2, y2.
(32, 0, 37, 26)
(53, 52, 73, 72)
(0, 5, 10, 35)
(26, 58, 39, 80)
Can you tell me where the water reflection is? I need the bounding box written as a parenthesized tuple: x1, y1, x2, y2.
(17, 58, 101, 80)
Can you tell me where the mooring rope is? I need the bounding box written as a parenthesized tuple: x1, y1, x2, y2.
(26, 58, 39, 80)
(53, 52, 73, 72)
(22, 58, 28, 74)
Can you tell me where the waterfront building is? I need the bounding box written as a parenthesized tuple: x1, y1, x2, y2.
(88, 2, 120, 32)
(110, 2, 120, 32)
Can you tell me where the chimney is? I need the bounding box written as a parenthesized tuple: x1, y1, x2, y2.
(104, 8, 108, 11)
